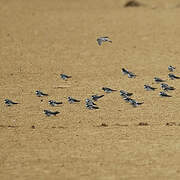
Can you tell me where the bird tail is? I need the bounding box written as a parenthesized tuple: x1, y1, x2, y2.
(93, 106, 99, 109)
(54, 111, 60, 115)
(57, 102, 63, 104)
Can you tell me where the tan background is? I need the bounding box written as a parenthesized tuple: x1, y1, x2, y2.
(1, 0, 180, 179)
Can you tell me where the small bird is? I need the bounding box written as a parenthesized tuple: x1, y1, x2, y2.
(144, 85, 157, 91)
(161, 83, 174, 90)
(120, 90, 133, 97)
(44, 110, 60, 116)
(86, 104, 99, 110)
(97, 37, 112, 46)
(60, 74, 72, 80)
(159, 92, 172, 97)
(127, 72, 136, 78)
(168, 73, 180, 80)
(48, 100, 63, 107)
(122, 68, 129, 75)
(161, 83, 175, 91)
(129, 99, 144, 107)
(36, 90, 48, 97)
(102, 87, 117, 93)
(85, 99, 96, 106)
(68, 97, 80, 104)
(161, 83, 168, 87)
(168, 66, 175, 72)
(154, 77, 165, 83)
(4, 99, 18, 106)
(91, 94, 104, 101)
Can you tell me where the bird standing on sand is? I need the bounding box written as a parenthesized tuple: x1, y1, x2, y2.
(120, 90, 133, 97)
(161, 83, 175, 91)
(4, 99, 18, 106)
(48, 100, 63, 107)
(68, 97, 80, 104)
(97, 37, 112, 46)
(91, 95, 104, 101)
(102, 87, 117, 93)
(36, 90, 48, 97)
(159, 92, 172, 97)
(129, 99, 144, 107)
(168, 66, 175, 72)
(144, 85, 157, 91)
(60, 74, 72, 80)
(85, 99, 96, 106)
(44, 110, 60, 116)
(154, 77, 165, 83)
(168, 73, 180, 80)
(85, 99, 99, 109)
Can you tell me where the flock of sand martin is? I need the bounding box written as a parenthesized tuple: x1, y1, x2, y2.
(4, 37, 180, 116)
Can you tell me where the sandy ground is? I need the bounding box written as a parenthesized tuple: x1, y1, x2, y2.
(1, 0, 180, 179)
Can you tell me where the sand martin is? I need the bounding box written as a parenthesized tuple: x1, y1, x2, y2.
(68, 97, 80, 104)
(168, 73, 180, 80)
(60, 74, 72, 80)
(44, 110, 60, 116)
(85, 99, 96, 106)
(159, 92, 172, 97)
(91, 94, 104, 101)
(48, 100, 63, 106)
(4, 99, 18, 106)
(102, 87, 117, 93)
(36, 90, 48, 97)
(168, 66, 175, 72)
(85, 99, 99, 109)
(129, 99, 144, 107)
(120, 90, 133, 97)
(154, 77, 165, 83)
(97, 37, 112, 46)
(161, 83, 175, 91)
(144, 85, 157, 91)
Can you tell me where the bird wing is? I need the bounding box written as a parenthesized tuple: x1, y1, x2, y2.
(97, 39, 102, 45)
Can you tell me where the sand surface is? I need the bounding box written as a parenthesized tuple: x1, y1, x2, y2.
(1, 0, 180, 179)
